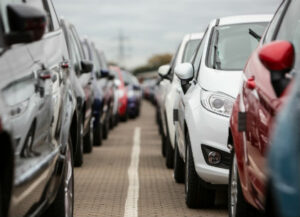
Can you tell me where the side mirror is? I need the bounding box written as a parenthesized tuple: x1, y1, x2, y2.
(158, 64, 171, 78)
(5, 4, 47, 46)
(108, 74, 115, 80)
(101, 69, 109, 78)
(259, 41, 294, 96)
(174, 63, 194, 93)
(81, 60, 94, 74)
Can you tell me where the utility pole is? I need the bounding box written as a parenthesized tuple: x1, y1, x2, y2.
(118, 29, 129, 67)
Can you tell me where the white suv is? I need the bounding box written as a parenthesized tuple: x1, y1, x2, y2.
(174, 15, 271, 208)
(157, 33, 203, 168)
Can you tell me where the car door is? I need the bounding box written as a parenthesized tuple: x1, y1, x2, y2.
(177, 29, 209, 160)
(0, 1, 58, 215)
(24, 0, 71, 206)
(243, 0, 290, 205)
(1, 44, 52, 217)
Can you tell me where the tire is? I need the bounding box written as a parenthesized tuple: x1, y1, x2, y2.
(114, 115, 119, 127)
(102, 118, 109, 140)
(93, 120, 102, 147)
(109, 114, 114, 129)
(165, 135, 174, 169)
(185, 134, 215, 209)
(0, 181, 2, 217)
(43, 137, 74, 217)
(123, 110, 128, 122)
(265, 181, 279, 217)
(228, 151, 260, 217)
(83, 119, 93, 153)
(161, 134, 166, 157)
(174, 139, 184, 183)
(74, 121, 83, 167)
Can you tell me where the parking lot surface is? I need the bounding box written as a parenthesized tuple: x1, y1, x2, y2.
(74, 101, 227, 217)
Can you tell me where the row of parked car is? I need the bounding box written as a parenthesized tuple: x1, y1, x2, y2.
(0, 1, 142, 216)
(149, 0, 300, 216)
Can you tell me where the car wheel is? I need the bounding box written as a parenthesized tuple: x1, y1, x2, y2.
(185, 133, 215, 209)
(174, 138, 184, 183)
(43, 137, 74, 217)
(0, 181, 2, 217)
(114, 115, 119, 127)
(93, 120, 102, 147)
(165, 135, 174, 169)
(74, 121, 83, 167)
(109, 113, 114, 129)
(228, 151, 259, 217)
(161, 134, 166, 157)
(265, 180, 279, 217)
(124, 109, 129, 122)
(83, 119, 93, 153)
(102, 118, 109, 140)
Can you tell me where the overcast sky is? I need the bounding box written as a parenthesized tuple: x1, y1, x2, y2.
(53, 0, 280, 69)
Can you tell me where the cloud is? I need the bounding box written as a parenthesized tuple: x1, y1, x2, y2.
(53, 0, 279, 69)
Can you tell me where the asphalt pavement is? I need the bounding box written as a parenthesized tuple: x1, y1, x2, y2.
(74, 101, 228, 217)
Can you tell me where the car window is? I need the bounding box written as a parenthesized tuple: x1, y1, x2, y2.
(26, 0, 51, 32)
(91, 46, 101, 73)
(264, 0, 289, 44)
(182, 39, 201, 63)
(68, 29, 82, 75)
(70, 26, 85, 60)
(81, 41, 91, 60)
(44, 0, 60, 31)
(98, 52, 109, 70)
(275, 0, 300, 71)
(207, 22, 268, 71)
(193, 28, 209, 80)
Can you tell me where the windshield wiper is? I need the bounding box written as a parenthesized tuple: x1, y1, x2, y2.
(249, 28, 261, 42)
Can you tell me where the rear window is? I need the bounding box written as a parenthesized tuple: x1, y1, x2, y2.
(207, 22, 268, 71)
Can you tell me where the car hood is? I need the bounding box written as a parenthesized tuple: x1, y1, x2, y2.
(199, 67, 243, 98)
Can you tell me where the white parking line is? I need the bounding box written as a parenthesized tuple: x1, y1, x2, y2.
(124, 127, 141, 217)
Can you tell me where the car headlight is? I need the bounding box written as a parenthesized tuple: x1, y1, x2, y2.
(200, 90, 234, 117)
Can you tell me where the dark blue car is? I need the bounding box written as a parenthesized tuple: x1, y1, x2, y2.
(122, 71, 142, 118)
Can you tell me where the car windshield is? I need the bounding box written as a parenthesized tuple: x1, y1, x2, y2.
(182, 39, 201, 62)
(207, 22, 268, 71)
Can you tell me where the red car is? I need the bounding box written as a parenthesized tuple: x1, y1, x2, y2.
(110, 66, 129, 121)
(228, 1, 298, 216)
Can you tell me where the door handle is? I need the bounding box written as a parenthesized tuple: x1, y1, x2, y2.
(246, 77, 256, 90)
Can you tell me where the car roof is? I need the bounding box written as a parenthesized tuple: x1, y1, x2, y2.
(215, 14, 273, 26)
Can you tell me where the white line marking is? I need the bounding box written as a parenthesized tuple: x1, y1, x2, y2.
(124, 127, 141, 217)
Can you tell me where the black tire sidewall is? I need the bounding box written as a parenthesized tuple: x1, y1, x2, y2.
(74, 121, 83, 167)
(174, 140, 184, 183)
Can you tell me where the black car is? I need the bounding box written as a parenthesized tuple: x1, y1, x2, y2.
(0, 1, 74, 217)
(81, 39, 114, 142)
(95, 49, 116, 130)
(61, 19, 95, 165)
